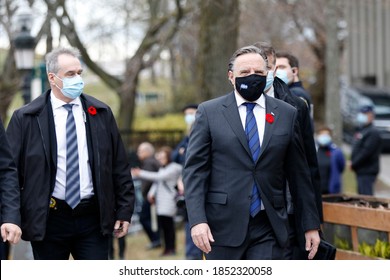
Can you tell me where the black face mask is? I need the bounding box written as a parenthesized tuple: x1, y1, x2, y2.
(235, 74, 267, 101)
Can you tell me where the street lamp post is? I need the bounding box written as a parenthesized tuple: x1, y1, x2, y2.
(13, 8, 35, 104)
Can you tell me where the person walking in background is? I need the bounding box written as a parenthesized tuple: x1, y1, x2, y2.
(172, 104, 202, 260)
(254, 41, 322, 259)
(132, 146, 182, 257)
(275, 51, 313, 121)
(183, 45, 320, 260)
(350, 105, 382, 195)
(171, 104, 198, 165)
(136, 142, 161, 250)
(6, 47, 135, 260)
(0, 118, 22, 260)
(315, 126, 345, 195)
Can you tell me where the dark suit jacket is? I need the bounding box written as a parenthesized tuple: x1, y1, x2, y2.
(273, 77, 323, 221)
(6, 91, 135, 241)
(183, 92, 320, 249)
(0, 119, 20, 226)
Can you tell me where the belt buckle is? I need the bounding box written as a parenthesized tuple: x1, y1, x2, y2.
(50, 197, 57, 209)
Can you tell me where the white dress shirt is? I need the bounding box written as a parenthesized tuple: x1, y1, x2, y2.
(235, 91, 266, 210)
(234, 91, 266, 146)
(50, 92, 94, 200)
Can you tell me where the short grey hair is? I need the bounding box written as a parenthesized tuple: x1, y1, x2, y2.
(138, 142, 155, 156)
(45, 47, 81, 74)
(228, 45, 268, 72)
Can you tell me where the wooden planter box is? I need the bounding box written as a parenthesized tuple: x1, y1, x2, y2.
(322, 194, 390, 260)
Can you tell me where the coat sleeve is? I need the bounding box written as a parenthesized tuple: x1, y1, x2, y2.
(0, 119, 21, 226)
(182, 104, 211, 228)
(285, 111, 320, 243)
(107, 109, 135, 222)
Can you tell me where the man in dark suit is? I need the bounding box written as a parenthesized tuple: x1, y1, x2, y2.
(183, 45, 320, 260)
(6, 47, 135, 260)
(0, 118, 22, 259)
(255, 42, 323, 259)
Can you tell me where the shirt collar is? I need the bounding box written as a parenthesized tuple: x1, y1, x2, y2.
(50, 91, 81, 110)
(234, 90, 266, 109)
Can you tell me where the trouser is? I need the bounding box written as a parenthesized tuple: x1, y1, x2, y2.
(204, 211, 284, 260)
(108, 235, 126, 259)
(31, 197, 108, 260)
(158, 215, 176, 253)
(357, 174, 376, 195)
(139, 200, 160, 244)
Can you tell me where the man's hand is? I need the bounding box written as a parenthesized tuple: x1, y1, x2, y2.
(113, 220, 130, 238)
(191, 223, 214, 254)
(1, 223, 22, 244)
(305, 229, 320, 259)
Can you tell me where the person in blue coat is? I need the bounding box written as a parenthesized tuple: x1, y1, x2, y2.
(315, 126, 345, 194)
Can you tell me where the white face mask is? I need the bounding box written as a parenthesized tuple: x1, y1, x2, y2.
(275, 69, 289, 85)
(264, 70, 274, 91)
(54, 74, 84, 99)
(185, 114, 196, 126)
(356, 113, 369, 126)
(317, 134, 332, 147)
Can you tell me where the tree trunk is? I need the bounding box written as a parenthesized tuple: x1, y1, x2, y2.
(197, 0, 239, 101)
(325, 0, 342, 144)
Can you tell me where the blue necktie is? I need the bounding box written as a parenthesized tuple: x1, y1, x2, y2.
(244, 102, 261, 217)
(63, 104, 80, 209)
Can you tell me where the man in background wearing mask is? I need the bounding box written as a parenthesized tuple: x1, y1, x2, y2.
(183, 45, 320, 259)
(172, 104, 202, 260)
(254, 42, 322, 259)
(315, 126, 345, 195)
(6, 47, 135, 260)
(350, 105, 382, 195)
(171, 104, 198, 165)
(275, 52, 313, 121)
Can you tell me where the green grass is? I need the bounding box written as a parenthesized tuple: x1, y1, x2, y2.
(342, 166, 357, 195)
(112, 223, 186, 260)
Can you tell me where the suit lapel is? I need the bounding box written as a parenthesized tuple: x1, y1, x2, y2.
(222, 92, 253, 159)
(37, 104, 56, 170)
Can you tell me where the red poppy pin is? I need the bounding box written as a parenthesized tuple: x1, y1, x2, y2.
(266, 113, 274, 124)
(88, 106, 97, 116)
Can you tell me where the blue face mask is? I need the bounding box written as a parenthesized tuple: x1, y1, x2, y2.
(55, 74, 84, 99)
(264, 70, 274, 92)
(317, 134, 332, 147)
(275, 69, 289, 85)
(356, 113, 368, 126)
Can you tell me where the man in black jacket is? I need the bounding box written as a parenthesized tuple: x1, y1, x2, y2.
(254, 42, 322, 259)
(136, 142, 161, 249)
(6, 47, 135, 260)
(351, 105, 382, 195)
(0, 118, 22, 259)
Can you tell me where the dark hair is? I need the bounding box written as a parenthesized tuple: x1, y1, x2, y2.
(253, 41, 276, 67)
(182, 104, 198, 112)
(157, 146, 172, 164)
(228, 45, 268, 72)
(275, 51, 299, 69)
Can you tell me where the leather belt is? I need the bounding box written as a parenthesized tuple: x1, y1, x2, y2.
(50, 196, 98, 217)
